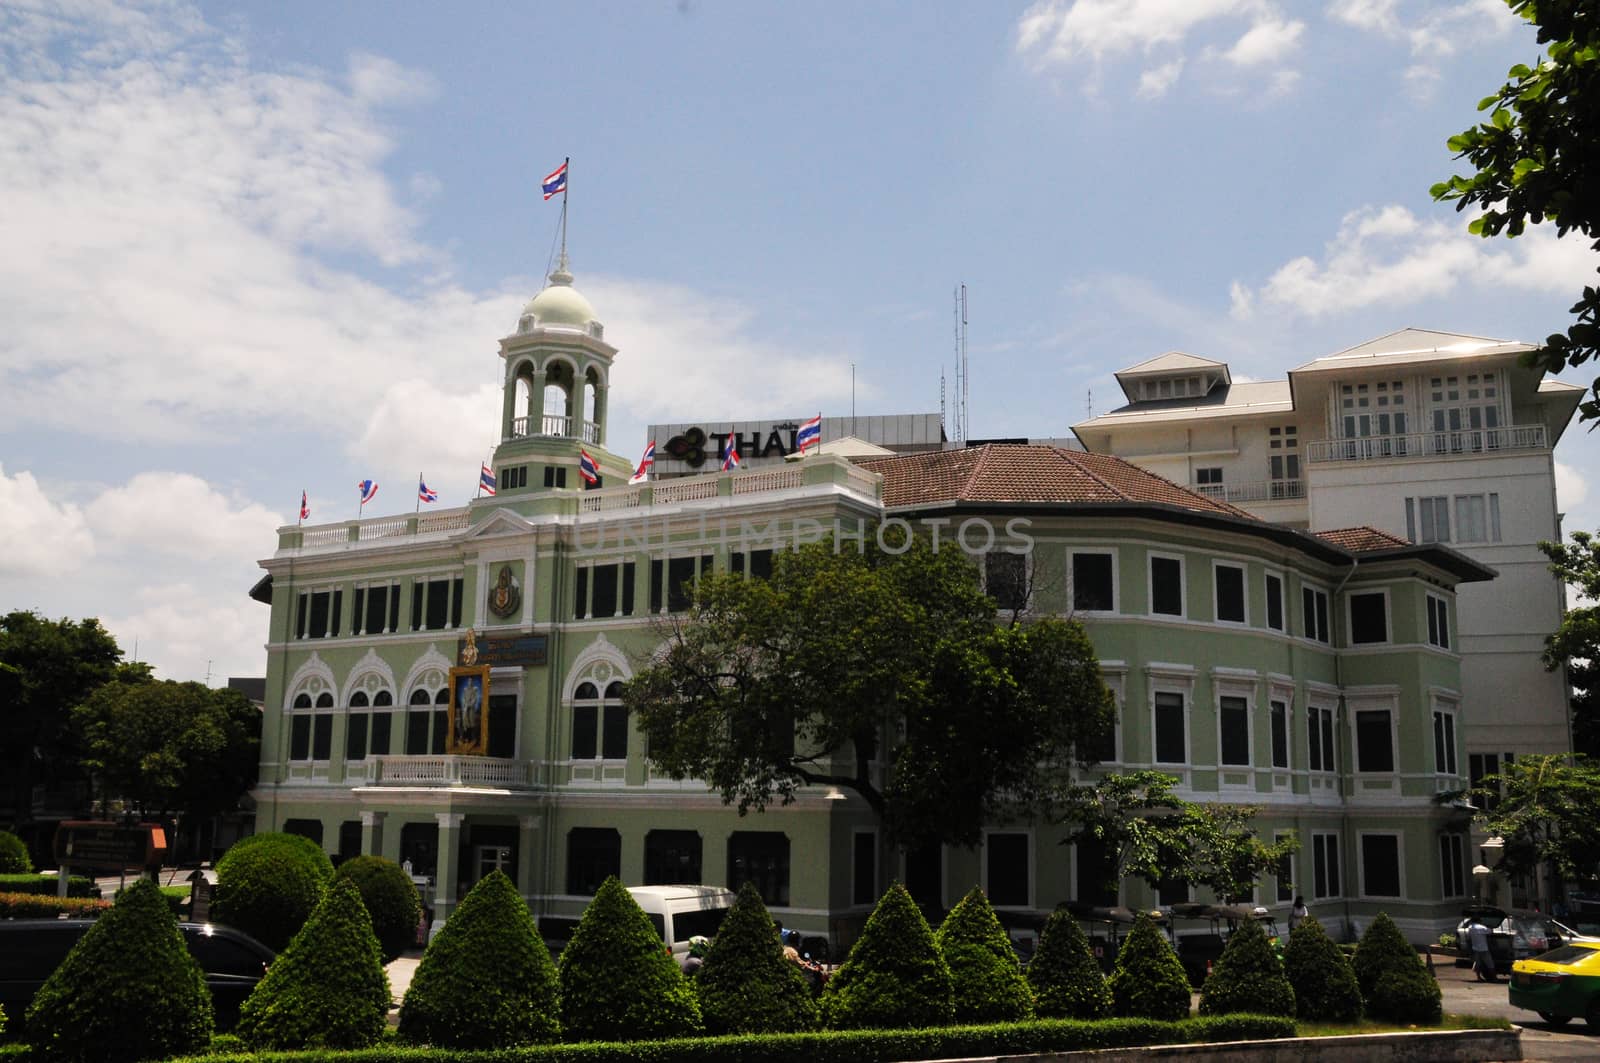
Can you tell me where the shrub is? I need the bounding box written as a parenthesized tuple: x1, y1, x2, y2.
(0, 875, 98, 898)
(0, 893, 107, 919)
(559, 876, 702, 1041)
(114, 883, 187, 918)
(1282, 916, 1362, 1022)
(1351, 912, 1422, 1005)
(821, 882, 955, 1030)
(1197, 918, 1294, 1017)
(934, 887, 1034, 1024)
(398, 870, 559, 1048)
(1107, 912, 1190, 1022)
(235, 876, 390, 1050)
(1437, 932, 1457, 950)
(1369, 966, 1442, 1025)
(332, 855, 422, 963)
(0, 832, 32, 874)
(1028, 907, 1111, 1019)
(25, 879, 212, 1063)
(212, 832, 333, 952)
(695, 881, 819, 1034)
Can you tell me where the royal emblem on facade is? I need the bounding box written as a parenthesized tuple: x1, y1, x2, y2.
(487, 565, 522, 618)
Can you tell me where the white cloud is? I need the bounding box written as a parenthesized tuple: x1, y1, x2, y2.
(1220, 17, 1304, 66)
(1327, 0, 1523, 88)
(1556, 460, 1589, 511)
(100, 581, 267, 683)
(1137, 59, 1185, 98)
(85, 472, 284, 560)
(0, 463, 95, 577)
(348, 51, 437, 106)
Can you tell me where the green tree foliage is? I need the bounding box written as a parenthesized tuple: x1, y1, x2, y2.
(0, 612, 123, 832)
(1433, 2, 1600, 422)
(625, 537, 1115, 850)
(236, 876, 390, 1050)
(1473, 753, 1600, 895)
(1107, 912, 1191, 1022)
(399, 870, 559, 1048)
(1027, 907, 1111, 1019)
(212, 832, 334, 951)
(1197, 918, 1294, 1018)
(558, 876, 702, 1042)
(0, 829, 32, 873)
(934, 887, 1034, 1023)
(25, 879, 212, 1063)
(1540, 530, 1600, 757)
(822, 882, 955, 1030)
(695, 880, 820, 1034)
(333, 855, 422, 963)
(1282, 916, 1362, 1022)
(1350, 911, 1438, 1025)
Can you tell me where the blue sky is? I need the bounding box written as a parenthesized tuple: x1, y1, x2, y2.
(2, 0, 1595, 682)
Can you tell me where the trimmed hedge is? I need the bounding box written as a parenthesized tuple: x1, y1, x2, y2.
(399, 870, 560, 1048)
(0, 833, 33, 874)
(1351, 912, 1440, 1025)
(25, 878, 213, 1063)
(213, 832, 334, 952)
(1107, 912, 1191, 1022)
(822, 883, 955, 1030)
(0, 893, 107, 919)
(1027, 907, 1111, 1019)
(114, 883, 188, 918)
(1350, 912, 1420, 1002)
(558, 877, 702, 1042)
(0, 875, 99, 898)
(1370, 967, 1443, 1025)
(237, 877, 391, 1050)
(1282, 917, 1362, 1022)
(695, 881, 820, 1035)
(1197, 918, 1294, 1017)
(334, 856, 423, 963)
(933, 887, 1034, 1023)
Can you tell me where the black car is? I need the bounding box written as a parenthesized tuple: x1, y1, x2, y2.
(0, 919, 275, 1030)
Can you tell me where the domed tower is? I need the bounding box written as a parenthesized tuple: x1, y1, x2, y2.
(492, 252, 628, 493)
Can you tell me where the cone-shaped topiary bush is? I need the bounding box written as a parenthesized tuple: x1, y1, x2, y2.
(1028, 907, 1111, 1019)
(213, 832, 334, 952)
(695, 881, 820, 1034)
(934, 886, 1034, 1023)
(333, 854, 422, 963)
(236, 875, 390, 1050)
(1282, 917, 1362, 1022)
(1197, 917, 1295, 1017)
(399, 870, 559, 1047)
(0, 830, 32, 874)
(1108, 912, 1191, 1022)
(26, 878, 213, 1063)
(1351, 912, 1421, 1003)
(558, 876, 702, 1041)
(1370, 966, 1443, 1024)
(821, 882, 955, 1030)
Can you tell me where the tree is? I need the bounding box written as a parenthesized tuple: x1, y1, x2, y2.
(694, 880, 819, 1034)
(1282, 916, 1362, 1022)
(1473, 753, 1600, 903)
(212, 832, 334, 952)
(820, 882, 955, 1030)
(1107, 912, 1190, 1022)
(1196, 917, 1294, 1018)
(1431, 2, 1600, 422)
(1539, 529, 1600, 756)
(1027, 907, 1111, 1019)
(934, 887, 1034, 1023)
(0, 612, 123, 834)
(625, 537, 1115, 850)
(333, 855, 423, 964)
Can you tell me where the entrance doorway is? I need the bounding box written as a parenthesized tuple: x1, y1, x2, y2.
(476, 843, 512, 881)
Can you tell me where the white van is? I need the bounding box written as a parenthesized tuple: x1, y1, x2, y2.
(627, 885, 736, 955)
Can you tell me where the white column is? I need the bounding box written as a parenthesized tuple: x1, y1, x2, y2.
(430, 812, 465, 938)
(518, 814, 540, 903)
(359, 810, 385, 857)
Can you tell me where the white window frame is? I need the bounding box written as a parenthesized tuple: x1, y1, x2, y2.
(1440, 833, 1468, 900)
(1306, 699, 1337, 775)
(1263, 569, 1286, 632)
(1346, 588, 1392, 646)
(1351, 700, 1398, 777)
(983, 549, 1033, 614)
(1426, 592, 1451, 650)
(1213, 671, 1257, 778)
(981, 829, 1034, 909)
(1311, 831, 1342, 901)
(1274, 831, 1296, 903)
(1432, 697, 1460, 779)
(1096, 664, 1127, 765)
(1145, 663, 1196, 774)
(1301, 582, 1330, 644)
(1212, 560, 1249, 626)
(1357, 831, 1405, 901)
(1069, 547, 1119, 614)
(1148, 551, 1186, 619)
(1267, 682, 1293, 775)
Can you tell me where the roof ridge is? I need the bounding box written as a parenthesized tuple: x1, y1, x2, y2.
(1051, 447, 1128, 501)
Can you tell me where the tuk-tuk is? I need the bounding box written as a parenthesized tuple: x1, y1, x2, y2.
(1065, 903, 1168, 973)
(1165, 902, 1279, 987)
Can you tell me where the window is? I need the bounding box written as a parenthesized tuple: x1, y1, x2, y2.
(405, 687, 447, 755)
(985, 832, 1030, 907)
(904, 843, 942, 909)
(1072, 551, 1115, 611)
(1430, 371, 1501, 442)
(645, 830, 702, 885)
(1456, 493, 1502, 543)
(400, 821, 438, 877)
(1307, 704, 1336, 772)
(296, 588, 341, 639)
(1150, 555, 1183, 617)
(1470, 752, 1514, 811)
(290, 694, 313, 760)
(574, 561, 634, 620)
(1265, 573, 1284, 631)
(346, 691, 370, 761)
(661, 555, 712, 613)
(728, 832, 790, 906)
(1312, 833, 1341, 900)
(1360, 834, 1402, 898)
(852, 831, 877, 906)
(1341, 379, 1407, 441)
(1440, 834, 1467, 898)
(311, 705, 333, 760)
(1427, 594, 1450, 649)
(412, 576, 463, 632)
(282, 819, 324, 846)
(1349, 591, 1388, 644)
(542, 466, 567, 488)
(572, 681, 628, 760)
(1219, 695, 1250, 766)
(567, 828, 620, 895)
(1075, 837, 1117, 907)
(1214, 563, 1246, 624)
(1406, 496, 1451, 543)
(1268, 426, 1300, 494)
(1269, 699, 1289, 769)
(1355, 709, 1394, 773)
(1196, 467, 1222, 485)
(500, 465, 528, 489)
(731, 549, 774, 580)
(1302, 585, 1329, 643)
(1157, 878, 1190, 907)
(369, 692, 393, 757)
(1154, 691, 1186, 764)
(337, 820, 362, 864)
(290, 691, 335, 762)
(1433, 708, 1458, 776)
(354, 581, 399, 635)
(1274, 834, 1295, 902)
(985, 552, 1028, 612)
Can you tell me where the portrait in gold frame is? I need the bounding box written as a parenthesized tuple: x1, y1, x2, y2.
(447, 665, 490, 755)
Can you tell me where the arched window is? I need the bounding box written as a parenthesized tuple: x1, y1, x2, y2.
(571, 680, 628, 760)
(289, 690, 334, 762)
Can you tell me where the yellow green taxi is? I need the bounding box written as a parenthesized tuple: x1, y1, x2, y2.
(1509, 941, 1600, 1026)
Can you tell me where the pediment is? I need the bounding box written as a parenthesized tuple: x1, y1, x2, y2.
(462, 507, 536, 541)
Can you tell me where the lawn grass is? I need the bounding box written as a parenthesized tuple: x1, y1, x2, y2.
(1296, 1013, 1512, 1036)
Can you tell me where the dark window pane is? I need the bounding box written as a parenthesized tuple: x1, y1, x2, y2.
(1075, 837, 1116, 907)
(650, 560, 664, 613)
(451, 577, 463, 628)
(1350, 592, 1387, 644)
(1266, 574, 1283, 630)
(488, 694, 516, 759)
(369, 712, 391, 756)
(622, 562, 636, 615)
(667, 557, 696, 612)
(352, 587, 366, 633)
(602, 704, 629, 759)
(296, 593, 308, 638)
(750, 549, 773, 580)
(1073, 553, 1113, 611)
(312, 714, 332, 760)
(567, 829, 620, 895)
(1158, 878, 1188, 906)
(644, 829, 702, 885)
(592, 564, 618, 618)
(986, 833, 1029, 907)
(366, 585, 389, 634)
(1219, 695, 1249, 765)
(572, 705, 597, 759)
(387, 585, 399, 633)
(1154, 691, 1185, 763)
(852, 832, 877, 905)
(1216, 565, 1245, 622)
(290, 715, 311, 760)
(400, 822, 438, 876)
(431, 709, 447, 754)
(425, 579, 449, 630)
(728, 831, 790, 907)
(345, 713, 368, 761)
(282, 819, 323, 846)
(406, 710, 429, 754)
(1355, 710, 1393, 772)
(1151, 556, 1182, 616)
(1361, 834, 1401, 897)
(411, 582, 423, 631)
(904, 843, 941, 908)
(1321, 710, 1335, 772)
(308, 591, 329, 638)
(338, 820, 361, 863)
(730, 552, 744, 576)
(986, 552, 1027, 611)
(1270, 701, 1288, 769)
(329, 589, 342, 637)
(574, 566, 589, 619)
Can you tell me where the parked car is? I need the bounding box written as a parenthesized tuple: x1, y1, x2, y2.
(1509, 941, 1600, 1026)
(1455, 906, 1586, 970)
(627, 885, 736, 957)
(0, 919, 275, 1030)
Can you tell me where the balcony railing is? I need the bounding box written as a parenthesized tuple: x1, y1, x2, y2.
(1190, 479, 1305, 504)
(372, 755, 535, 789)
(1306, 424, 1547, 464)
(509, 414, 600, 443)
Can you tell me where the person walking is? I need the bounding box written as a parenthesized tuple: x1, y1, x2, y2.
(1469, 919, 1498, 982)
(1289, 895, 1309, 931)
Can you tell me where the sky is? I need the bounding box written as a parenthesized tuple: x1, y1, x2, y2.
(2, 0, 1597, 684)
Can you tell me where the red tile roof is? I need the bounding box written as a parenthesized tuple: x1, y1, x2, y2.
(857, 444, 1256, 519)
(1312, 527, 1412, 553)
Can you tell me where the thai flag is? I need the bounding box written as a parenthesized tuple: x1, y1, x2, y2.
(721, 432, 740, 471)
(628, 440, 656, 485)
(299, 490, 309, 521)
(418, 478, 438, 504)
(358, 479, 378, 505)
(479, 464, 497, 496)
(796, 413, 822, 454)
(579, 448, 600, 485)
(542, 159, 568, 200)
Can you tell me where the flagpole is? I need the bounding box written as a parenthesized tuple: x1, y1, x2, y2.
(561, 156, 569, 266)
(415, 472, 422, 514)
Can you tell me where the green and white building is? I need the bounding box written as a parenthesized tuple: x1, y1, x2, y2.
(251, 261, 1505, 945)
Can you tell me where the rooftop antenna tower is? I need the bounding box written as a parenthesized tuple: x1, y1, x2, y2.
(952, 284, 968, 442)
(939, 365, 946, 434)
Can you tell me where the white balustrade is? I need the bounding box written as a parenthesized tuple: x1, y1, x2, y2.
(360, 517, 411, 540)
(580, 487, 643, 512)
(653, 477, 720, 505)
(1305, 424, 1547, 464)
(375, 755, 532, 788)
(732, 467, 804, 494)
